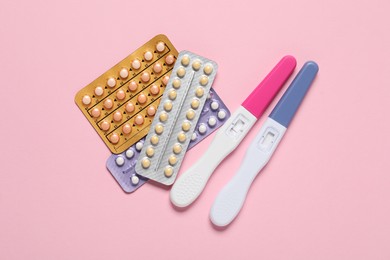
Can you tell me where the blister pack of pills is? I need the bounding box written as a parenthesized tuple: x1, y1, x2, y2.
(75, 35, 178, 154)
(135, 51, 218, 185)
(106, 88, 230, 192)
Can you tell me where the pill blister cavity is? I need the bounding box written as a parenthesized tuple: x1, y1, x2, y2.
(168, 155, 177, 166)
(191, 98, 200, 109)
(208, 116, 217, 127)
(156, 41, 165, 52)
(150, 135, 159, 145)
(169, 90, 177, 100)
(203, 64, 213, 75)
(91, 108, 101, 118)
(141, 72, 150, 83)
(113, 111, 122, 122)
(94, 86, 104, 96)
(195, 87, 204, 98)
(176, 67, 186, 78)
(146, 147, 155, 157)
(135, 142, 143, 151)
(120, 68, 129, 79)
(144, 51, 153, 61)
(218, 110, 226, 120)
(159, 112, 168, 122)
(182, 121, 191, 132)
(115, 156, 125, 166)
(173, 144, 182, 154)
(103, 99, 113, 109)
(147, 106, 156, 116)
(141, 158, 151, 169)
(165, 54, 175, 65)
(107, 77, 116, 88)
(199, 75, 209, 86)
(125, 149, 134, 159)
(186, 110, 195, 120)
(172, 79, 181, 89)
(177, 132, 186, 143)
(192, 60, 202, 71)
(128, 81, 138, 92)
(164, 101, 173, 111)
(125, 102, 135, 113)
(131, 175, 140, 185)
(150, 84, 160, 95)
(181, 55, 190, 66)
(135, 115, 144, 125)
(82, 95, 91, 105)
(199, 123, 207, 134)
(132, 59, 141, 70)
(155, 124, 164, 135)
(211, 101, 219, 110)
(137, 93, 147, 104)
(122, 123, 132, 134)
(191, 132, 197, 141)
(164, 166, 173, 177)
(116, 89, 126, 100)
(162, 75, 170, 86)
(100, 121, 110, 131)
(110, 133, 120, 144)
(153, 63, 162, 74)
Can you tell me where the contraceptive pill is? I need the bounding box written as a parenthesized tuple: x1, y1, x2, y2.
(75, 35, 178, 154)
(106, 88, 230, 192)
(135, 51, 219, 185)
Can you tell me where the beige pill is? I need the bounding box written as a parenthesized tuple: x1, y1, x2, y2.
(156, 41, 165, 52)
(144, 51, 153, 61)
(132, 59, 141, 70)
(82, 95, 91, 105)
(182, 121, 191, 132)
(94, 86, 104, 96)
(192, 60, 201, 71)
(128, 81, 138, 92)
(147, 106, 156, 116)
(150, 135, 159, 145)
(176, 67, 186, 78)
(122, 123, 132, 134)
(177, 132, 186, 143)
(107, 77, 116, 88)
(125, 102, 135, 113)
(181, 55, 190, 66)
(137, 93, 147, 104)
(191, 99, 200, 109)
(149, 84, 160, 95)
(103, 99, 113, 109)
(164, 101, 173, 111)
(153, 62, 162, 73)
(162, 75, 169, 86)
(173, 144, 182, 154)
(186, 110, 195, 120)
(165, 54, 175, 65)
(168, 90, 177, 100)
(141, 72, 150, 83)
(199, 75, 209, 86)
(172, 79, 181, 89)
(113, 111, 122, 122)
(164, 166, 173, 178)
(203, 64, 213, 75)
(141, 158, 151, 169)
(195, 87, 204, 97)
(110, 133, 120, 144)
(159, 112, 168, 122)
(91, 108, 100, 118)
(155, 124, 164, 135)
(116, 89, 125, 100)
(119, 68, 129, 79)
(100, 121, 110, 131)
(134, 115, 144, 125)
(168, 155, 177, 166)
(146, 147, 155, 157)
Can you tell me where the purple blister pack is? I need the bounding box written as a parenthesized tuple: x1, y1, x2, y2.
(106, 88, 231, 193)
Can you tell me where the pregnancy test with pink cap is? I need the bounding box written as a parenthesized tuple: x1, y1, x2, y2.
(210, 61, 319, 227)
(170, 56, 296, 207)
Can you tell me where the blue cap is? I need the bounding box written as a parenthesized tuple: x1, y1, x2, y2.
(269, 61, 319, 128)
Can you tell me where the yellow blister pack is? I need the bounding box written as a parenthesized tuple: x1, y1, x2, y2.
(75, 35, 178, 154)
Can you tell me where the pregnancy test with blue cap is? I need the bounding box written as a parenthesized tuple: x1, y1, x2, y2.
(210, 61, 319, 227)
(170, 56, 297, 207)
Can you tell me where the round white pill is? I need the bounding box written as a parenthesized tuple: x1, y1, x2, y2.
(199, 124, 207, 134)
(144, 51, 153, 61)
(208, 117, 217, 127)
(156, 42, 165, 52)
(115, 156, 125, 166)
(125, 149, 134, 159)
(94, 86, 104, 96)
(135, 142, 143, 151)
(210, 101, 219, 110)
(131, 175, 140, 185)
(132, 59, 141, 69)
(107, 77, 116, 88)
(218, 110, 226, 120)
(119, 68, 128, 79)
(191, 132, 197, 141)
(82, 95, 91, 105)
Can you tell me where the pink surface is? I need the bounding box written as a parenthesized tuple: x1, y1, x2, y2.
(242, 55, 296, 118)
(0, 0, 389, 259)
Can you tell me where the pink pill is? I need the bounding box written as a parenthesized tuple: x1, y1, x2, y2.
(100, 121, 110, 131)
(141, 72, 150, 83)
(128, 81, 138, 92)
(91, 108, 100, 118)
(135, 115, 144, 125)
(125, 102, 135, 113)
(150, 84, 160, 95)
(103, 99, 113, 109)
(165, 54, 175, 65)
(116, 89, 126, 100)
(147, 106, 156, 116)
(153, 62, 162, 73)
(137, 93, 147, 104)
(110, 133, 120, 144)
(113, 111, 122, 122)
(122, 123, 132, 134)
(162, 75, 169, 86)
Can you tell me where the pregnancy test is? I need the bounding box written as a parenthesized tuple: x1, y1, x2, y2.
(170, 55, 297, 207)
(210, 61, 319, 227)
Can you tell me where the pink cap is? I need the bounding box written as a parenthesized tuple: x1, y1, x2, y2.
(242, 55, 296, 119)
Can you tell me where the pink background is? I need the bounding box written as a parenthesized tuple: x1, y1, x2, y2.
(1, 0, 389, 259)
